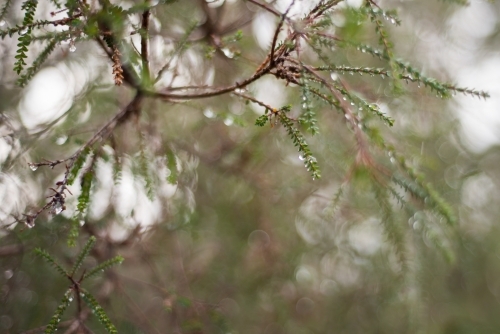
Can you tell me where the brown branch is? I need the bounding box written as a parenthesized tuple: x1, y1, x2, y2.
(148, 65, 271, 100)
(95, 37, 141, 89)
(245, 0, 281, 17)
(24, 93, 144, 227)
(233, 91, 277, 112)
(141, 6, 151, 83)
(0, 243, 23, 256)
(270, 0, 295, 67)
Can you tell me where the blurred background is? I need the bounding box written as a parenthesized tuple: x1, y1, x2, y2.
(1, 0, 500, 333)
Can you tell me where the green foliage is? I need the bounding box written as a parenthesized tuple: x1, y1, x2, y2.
(13, 0, 38, 74)
(67, 218, 81, 247)
(14, 33, 31, 74)
(278, 106, 321, 180)
(80, 290, 118, 334)
(67, 148, 91, 186)
(34, 248, 68, 277)
(17, 37, 59, 87)
(44, 289, 73, 334)
(255, 114, 268, 127)
(374, 183, 406, 270)
(35, 237, 123, 333)
(366, 1, 402, 92)
(83, 255, 124, 280)
(76, 169, 94, 215)
(0, 0, 12, 23)
(138, 135, 155, 200)
(70, 236, 96, 276)
(3, 0, 496, 332)
(299, 80, 320, 135)
(166, 149, 178, 184)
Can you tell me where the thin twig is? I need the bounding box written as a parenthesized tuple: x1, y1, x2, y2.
(270, 0, 295, 67)
(141, 5, 151, 83)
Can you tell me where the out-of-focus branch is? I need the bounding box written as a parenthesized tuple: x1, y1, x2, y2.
(141, 6, 151, 83)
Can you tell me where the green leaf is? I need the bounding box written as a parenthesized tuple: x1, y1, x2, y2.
(69, 236, 96, 277)
(83, 255, 124, 280)
(255, 114, 268, 127)
(44, 289, 73, 334)
(34, 248, 68, 278)
(80, 290, 118, 334)
(67, 148, 91, 186)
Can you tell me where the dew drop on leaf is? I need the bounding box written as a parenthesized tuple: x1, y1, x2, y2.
(0, 20, 5, 27)
(28, 163, 38, 171)
(69, 45, 76, 53)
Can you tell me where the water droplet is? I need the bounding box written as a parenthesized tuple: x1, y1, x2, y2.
(19, 28, 28, 36)
(330, 72, 338, 81)
(28, 163, 38, 171)
(69, 44, 76, 53)
(299, 155, 305, 161)
(413, 220, 421, 230)
(221, 47, 234, 59)
(79, 220, 85, 226)
(350, 102, 355, 106)
(56, 135, 68, 145)
(390, 18, 396, 24)
(4, 269, 13, 279)
(203, 108, 215, 118)
(68, 296, 74, 302)
(25, 216, 35, 228)
(224, 116, 234, 126)
(0, 20, 6, 27)
(361, 48, 366, 53)
(342, 97, 347, 101)
(390, 157, 395, 164)
(302, 103, 307, 109)
(53, 202, 64, 215)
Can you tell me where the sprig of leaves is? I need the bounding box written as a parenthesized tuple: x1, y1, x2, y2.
(35, 237, 123, 334)
(278, 106, 321, 180)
